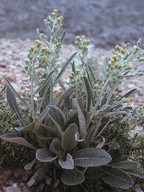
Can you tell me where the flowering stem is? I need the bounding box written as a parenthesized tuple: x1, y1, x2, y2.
(30, 62, 35, 121)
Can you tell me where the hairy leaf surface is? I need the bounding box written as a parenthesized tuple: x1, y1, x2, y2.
(6, 87, 25, 125)
(77, 101, 87, 139)
(24, 159, 36, 170)
(1, 134, 36, 150)
(102, 168, 134, 189)
(125, 169, 144, 178)
(62, 123, 78, 151)
(110, 160, 138, 170)
(4, 77, 31, 109)
(58, 153, 74, 170)
(50, 138, 62, 155)
(36, 149, 57, 162)
(61, 167, 85, 185)
(74, 148, 112, 167)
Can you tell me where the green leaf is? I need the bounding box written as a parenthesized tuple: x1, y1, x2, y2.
(76, 101, 87, 139)
(48, 112, 63, 137)
(102, 168, 134, 189)
(85, 167, 106, 180)
(1, 134, 36, 150)
(87, 65, 96, 83)
(51, 52, 77, 87)
(71, 61, 76, 74)
(83, 76, 93, 112)
(61, 167, 85, 186)
(74, 148, 112, 167)
(36, 149, 57, 162)
(62, 123, 78, 151)
(50, 138, 62, 155)
(75, 132, 84, 142)
(57, 88, 73, 107)
(61, 31, 66, 43)
(41, 124, 60, 139)
(125, 169, 144, 178)
(35, 107, 49, 130)
(119, 89, 137, 101)
(96, 136, 106, 148)
(24, 159, 36, 171)
(110, 160, 139, 170)
(49, 106, 66, 130)
(6, 87, 25, 125)
(104, 111, 127, 117)
(58, 153, 74, 170)
(4, 77, 31, 109)
(27, 167, 46, 186)
(15, 122, 35, 132)
(36, 70, 54, 93)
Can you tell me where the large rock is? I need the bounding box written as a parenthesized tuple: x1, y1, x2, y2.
(1, 0, 144, 48)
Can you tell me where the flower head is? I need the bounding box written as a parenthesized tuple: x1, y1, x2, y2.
(44, 47, 49, 52)
(43, 55, 48, 62)
(35, 39, 41, 46)
(53, 9, 58, 14)
(125, 98, 132, 103)
(75, 36, 80, 40)
(30, 45, 35, 50)
(76, 67, 80, 72)
(52, 12, 57, 16)
(114, 62, 119, 67)
(34, 48, 38, 54)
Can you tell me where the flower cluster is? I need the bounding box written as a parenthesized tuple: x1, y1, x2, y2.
(44, 9, 63, 37)
(108, 40, 141, 71)
(75, 35, 90, 55)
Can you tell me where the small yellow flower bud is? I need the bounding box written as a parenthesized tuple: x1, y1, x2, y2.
(86, 40, 90, 44)
(125, 98, 132, 103)
(34, 48, 38, 54)
(33, 58, 37, 62)
(57, 16, 62, 22)
(53, 9, 58, 13)
(30, 45, 35, 50)
(75, 36, 80, 40)
(118, 53, 122, 57)
(115, 62, 119, 67)
(76, 67, 80, 72)
(60, 16, 63, 20)
(52, 12, 56, 16)
(112, 54, 117, 59)
(44, 47, 49, 52)
(83, 39, 88, 44)
(43, 55, 48, 62)
(111, 59, 115, 63)
(76, 76, 81, 81)
(75, 41, 79, 45)
(35, 39, 41, 46)
(79, 45, 83, 49)
(115, 45, 120, 50)
(128, 66, 133, 70)
(108, 61, 112, 65)
(120, 48, 125, 54)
